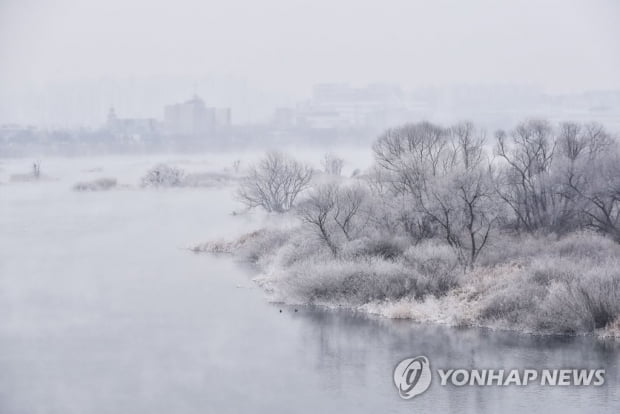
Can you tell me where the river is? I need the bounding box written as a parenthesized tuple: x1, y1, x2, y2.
(1, 155, 618, 413)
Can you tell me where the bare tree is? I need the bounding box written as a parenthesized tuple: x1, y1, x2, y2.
(418, 125, 497, 267)
(237, 152, 313, 213)
(559, 124, 620, 241)
(296, 184, 339, 255)
(333, 184, 368, 241)
(494, 119, 562, 232)
(372, 121, 498, 266)
(296, 182, 369, 254)
(373, 122, 450, 194)
(451, 121, 485, 170)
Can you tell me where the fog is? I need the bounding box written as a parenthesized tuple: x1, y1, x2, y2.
(1, 155, 618, 413)
(1, 0, 619, 126)
(2, 4, 620, 411)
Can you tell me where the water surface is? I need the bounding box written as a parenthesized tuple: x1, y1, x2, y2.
(0, 156, 618, 413)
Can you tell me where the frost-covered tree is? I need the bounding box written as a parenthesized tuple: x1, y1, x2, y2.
(494, 120, 619, 238)
(296, 182, 369, 255)
(577, 151, 620, 241)
(237, 152, 313, 213)
(372, 121, 499, 266)
(558, 123, 620, 241)
(141, 164, 185, 187)
(333, 184, 368, 241)
(494, 120, 562, 232)
(366, 166, 434, 243)
(297, 183, 339, 255)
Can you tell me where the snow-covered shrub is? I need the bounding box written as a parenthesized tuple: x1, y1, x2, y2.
(604, 318, 620, 338)
(73, 177, 117, 191)
(403, 241, 460, 297)
(341, 236, 408, 260)
(276, 258, 420, 306)
(478, 231, 620, 268)
(403, 241, 459, 272)
(234, 228, 291, 264)
(189, 228, 285, 257)
(141, 164, 185, 187)
(269, 229, 332, 268)
(535, 258, 620, 333)
(476, 233, 555, 266)
(478, 268, 545, 327)
(550, 231, 620, 261)
(478, 244, 620, 334)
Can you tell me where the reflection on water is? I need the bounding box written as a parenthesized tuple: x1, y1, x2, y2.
(0, 157, 618, 414)
(290, 307, 620, 413)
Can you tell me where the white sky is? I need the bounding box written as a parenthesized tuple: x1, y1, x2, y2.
(1, 0, 619, 125)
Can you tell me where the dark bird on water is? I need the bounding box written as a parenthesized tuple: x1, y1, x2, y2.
(294, 309, 298, 312)
(279, 309, 282, 313)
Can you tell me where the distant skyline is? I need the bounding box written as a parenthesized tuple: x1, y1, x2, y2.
(1, 0, 619, 126)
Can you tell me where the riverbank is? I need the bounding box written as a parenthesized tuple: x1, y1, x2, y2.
(196, 227, 620, 339)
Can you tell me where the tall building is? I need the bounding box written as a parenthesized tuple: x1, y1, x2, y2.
(214, 108, 231, 128)
(274, 83, 409, 130)
(163, 95, 231, 136)
(106, 107, 158, 140)
(164, 95, 213, 135)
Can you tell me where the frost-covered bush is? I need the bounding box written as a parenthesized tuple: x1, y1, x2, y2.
(550, 231, 620, 261)
(478, 242, 620, 334)
(341, 236, 408, 260)
(478, 266, 545, 327)
(476, 232, 555, 266)
(534, 259, 620, 333)
(141, 164, 185, 187)
(269, 230, 332, 269)
(191, 228, 291, 265)
(276, 258, 420, 305)
(73, 177, 117, 191)
(403, 241, 460, 297)
(234, 228, 292, 264)
(403, 241, 459, 272)
(478, 231, 620, 267)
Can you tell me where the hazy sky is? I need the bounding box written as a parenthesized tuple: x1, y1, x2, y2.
(1, 0, 619, 125)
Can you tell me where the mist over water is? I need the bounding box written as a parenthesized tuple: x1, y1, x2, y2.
(0, 156, 618, 413)
(2, 1, 620, 412)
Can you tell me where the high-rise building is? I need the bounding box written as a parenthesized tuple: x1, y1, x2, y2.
(164, 95, 214, 135)
(163, 95, 231, 135)
(106, 107, 159, 141)
(214, 108, 231, 128)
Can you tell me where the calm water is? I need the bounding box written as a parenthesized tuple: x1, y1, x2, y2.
(0, 156, 619, 414)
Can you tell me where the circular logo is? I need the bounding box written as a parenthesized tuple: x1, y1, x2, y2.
(393, 356, 432, 399)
